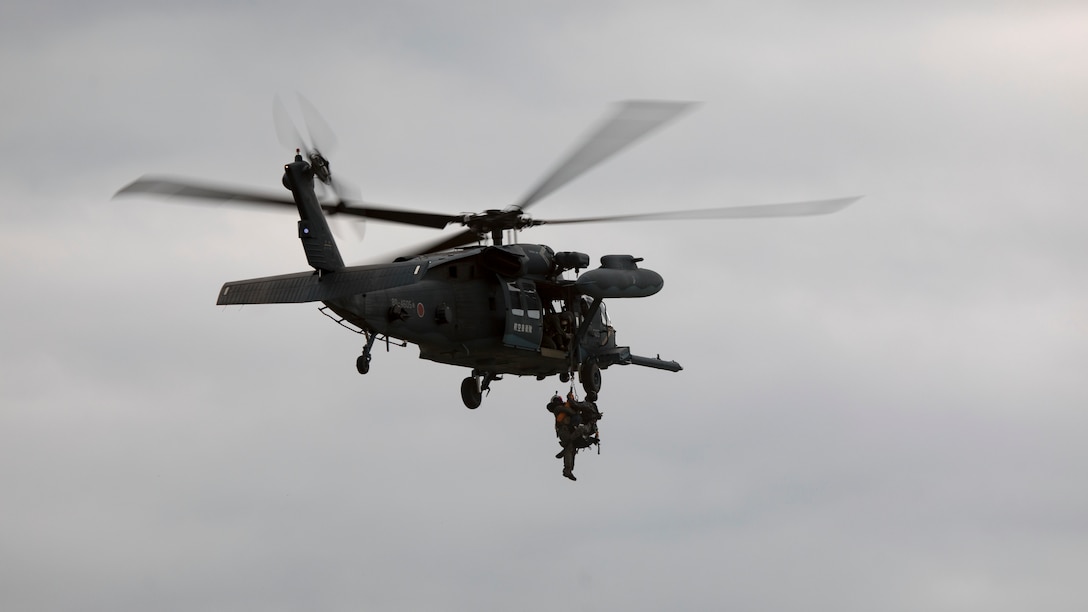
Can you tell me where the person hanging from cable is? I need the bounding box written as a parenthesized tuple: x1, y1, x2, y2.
(546, 388, 602, 481)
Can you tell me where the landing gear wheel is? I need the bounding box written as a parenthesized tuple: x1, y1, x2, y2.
(460, 376, 482, 409)
(579, 361, 602, 395)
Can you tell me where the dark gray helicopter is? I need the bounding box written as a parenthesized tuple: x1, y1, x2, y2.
(117, 100, 858, 408)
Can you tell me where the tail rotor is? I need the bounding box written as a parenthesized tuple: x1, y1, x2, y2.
(273, 93, 365, 240)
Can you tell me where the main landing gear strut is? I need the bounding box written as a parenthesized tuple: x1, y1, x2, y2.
(356, 333, 378, 375)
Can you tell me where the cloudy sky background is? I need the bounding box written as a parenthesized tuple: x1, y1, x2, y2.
(2, 1, 1087, 610)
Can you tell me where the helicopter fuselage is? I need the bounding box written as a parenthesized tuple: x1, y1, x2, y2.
(320, 243, 628, 377)
(213, 236, 680, 408)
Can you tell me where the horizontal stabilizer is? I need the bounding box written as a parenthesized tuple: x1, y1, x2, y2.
(217, 260, 427, 305)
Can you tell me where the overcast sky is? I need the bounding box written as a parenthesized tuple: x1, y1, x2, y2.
(2, 2, 1087, 611)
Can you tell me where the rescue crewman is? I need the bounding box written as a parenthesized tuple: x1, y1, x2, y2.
(546, 391, 602, 481)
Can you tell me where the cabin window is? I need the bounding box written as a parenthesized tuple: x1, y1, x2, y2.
(501, 279, 543, 350)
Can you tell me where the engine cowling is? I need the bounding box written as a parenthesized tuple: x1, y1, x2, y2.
(575, 254, 663, 299)
(479, 244, 556, 276)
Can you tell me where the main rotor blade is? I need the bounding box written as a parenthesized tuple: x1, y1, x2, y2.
(534, 196, 862, 225)
(330, 200, 459, 229)
(115, 176, 297, 207)
(117, 176, 462, 230)
(512, 100, 697, 212)
(390, 228, 482, 260)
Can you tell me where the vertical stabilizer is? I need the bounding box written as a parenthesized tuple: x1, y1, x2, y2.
(282, 153, 344, 273)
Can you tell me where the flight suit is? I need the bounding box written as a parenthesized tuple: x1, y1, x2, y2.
(547, 394, 601, 481)
(547, 396, 579, 480)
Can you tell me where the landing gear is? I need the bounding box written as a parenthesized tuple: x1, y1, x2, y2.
(460, 370, 501, 409)
(356, 333, 378, 375)
(579, 361, 602, 395)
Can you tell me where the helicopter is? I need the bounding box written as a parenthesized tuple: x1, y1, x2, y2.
(117, 99, 859, 409)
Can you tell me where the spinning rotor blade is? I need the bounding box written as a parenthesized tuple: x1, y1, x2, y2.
(124, 92, 462, 232)
(394, 228, 482, 259)
(329, 201, 458, 229)
(115, 176, 296, 207)
(533, 196, 862, 226)
(297, 94, 338, 154)
(273, 94, 307, 152)
(116, 176, 461, 230)
(387, 197, 863, 258)
(274, 93, 339, 154)
(513, 100, 697, 212)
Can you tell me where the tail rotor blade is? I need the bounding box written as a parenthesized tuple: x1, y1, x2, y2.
(273, 94, 307, 152)
(298, 93, 338, 155)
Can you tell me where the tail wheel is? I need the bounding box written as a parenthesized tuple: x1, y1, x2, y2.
(579, 361, 602, 395)
(356, 354, 371, 375)
(460, 376, 482, 409)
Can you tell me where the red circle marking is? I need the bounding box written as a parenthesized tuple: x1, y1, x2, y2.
(417, 303, 425, 318)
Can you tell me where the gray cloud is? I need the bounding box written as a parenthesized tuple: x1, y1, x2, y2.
(2, 2, 1087, 611)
